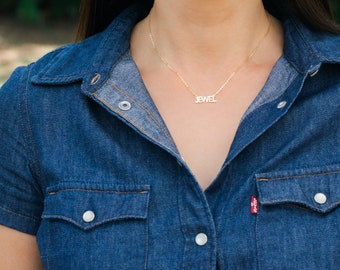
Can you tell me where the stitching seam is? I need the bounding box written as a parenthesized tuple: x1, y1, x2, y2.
(105, 81, 172, 141)
(0, 205, 40, 222)
(93, 94, 175, 154)
(257, 170, 340, 181)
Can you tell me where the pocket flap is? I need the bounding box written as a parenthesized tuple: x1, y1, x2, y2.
(42, 183, 150, 230)
(256, 165, 340, 213)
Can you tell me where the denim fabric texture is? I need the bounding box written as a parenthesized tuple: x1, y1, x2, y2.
(0, 1, 339, 269)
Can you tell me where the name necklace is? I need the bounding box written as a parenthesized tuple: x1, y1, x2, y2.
(148, 15, 272, 104)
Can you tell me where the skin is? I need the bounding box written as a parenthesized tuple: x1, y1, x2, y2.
(131, 0, 284, 190)
(1, 0, 284, 268)
(0, 225, 43, 269)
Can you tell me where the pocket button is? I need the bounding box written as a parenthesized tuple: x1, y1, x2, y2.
(314, 193, 327, 205)
(83, 210, 96, 222)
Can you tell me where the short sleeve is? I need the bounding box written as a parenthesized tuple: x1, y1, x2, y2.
(0, 66, 43, 235)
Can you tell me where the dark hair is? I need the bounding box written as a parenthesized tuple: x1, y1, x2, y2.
(76, 0, 340, 41)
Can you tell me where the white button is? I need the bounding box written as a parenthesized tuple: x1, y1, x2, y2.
(90, 73, 101, 85)
(82, 210, 95, 222)
(118, 101, 132, 111)
(277, 101, 287, 109)
(309, 69, 319, 77)
(195, 233, 208, 246)
(314, 193, 327, 205)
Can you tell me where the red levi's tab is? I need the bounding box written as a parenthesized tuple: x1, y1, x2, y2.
(251, 196, 259, 215)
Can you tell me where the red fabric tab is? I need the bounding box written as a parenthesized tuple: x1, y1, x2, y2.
(251, 196, 259, 215)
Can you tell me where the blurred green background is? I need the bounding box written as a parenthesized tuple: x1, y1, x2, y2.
(0, 0, 339, 23)
(0, 0, 80, 86)
(331, 0, 340, 22)
(0, 0, 339, 86)
(0, 0, 80, 23)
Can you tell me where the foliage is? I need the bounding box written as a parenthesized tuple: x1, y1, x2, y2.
(0, 0, 80, 23)
(0, 0, 339, 24)
(331, 0, 340, 23)
(16, 0, 40, 23)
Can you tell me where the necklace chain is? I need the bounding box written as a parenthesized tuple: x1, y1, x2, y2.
(148, 14, 272, 104)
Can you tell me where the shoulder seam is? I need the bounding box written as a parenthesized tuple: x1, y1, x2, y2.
(18, 65, 43, 188)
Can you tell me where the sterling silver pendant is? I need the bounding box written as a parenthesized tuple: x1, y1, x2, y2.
(195, 95, 217, 104)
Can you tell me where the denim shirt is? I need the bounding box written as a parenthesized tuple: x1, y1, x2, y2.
(0, 2, 339, 270)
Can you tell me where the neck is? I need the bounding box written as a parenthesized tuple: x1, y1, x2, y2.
(148, 0, 270, 69)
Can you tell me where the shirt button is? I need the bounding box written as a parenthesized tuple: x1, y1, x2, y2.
(82, 210, 95, 223)
(277, 101, 287, 109)
(118, 101, 132, 111)
(195, 233, 208, 246)
(309, 69, 319, 77)
(314, 193, 327, 205)
(90, 73, 101, 85)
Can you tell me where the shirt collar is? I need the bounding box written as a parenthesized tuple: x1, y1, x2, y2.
(282, 18, 340, 75)
(31, 1, 150, 91)
(31, 2, 340, 89)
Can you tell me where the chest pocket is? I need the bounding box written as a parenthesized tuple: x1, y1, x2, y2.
(38, 183, 150, 270)
(255, 165, 340, 270)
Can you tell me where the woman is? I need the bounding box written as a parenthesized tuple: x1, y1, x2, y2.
(0, 0, 339, 269)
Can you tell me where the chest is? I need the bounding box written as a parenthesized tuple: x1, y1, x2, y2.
(143, 66, 273, 189)
(32, 61, 339, 269)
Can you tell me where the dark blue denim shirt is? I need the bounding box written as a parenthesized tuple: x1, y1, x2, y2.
(0, 2, 339, 270)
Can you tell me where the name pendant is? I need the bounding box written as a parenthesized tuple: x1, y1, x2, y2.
(195, 95, 217, 104)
